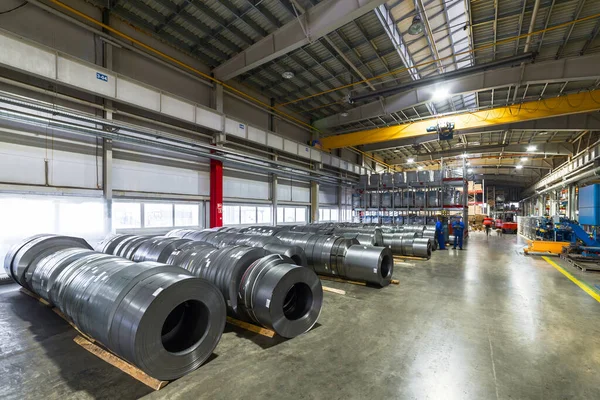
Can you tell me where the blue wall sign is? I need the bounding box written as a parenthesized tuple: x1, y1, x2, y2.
(96, 72, 108, 82)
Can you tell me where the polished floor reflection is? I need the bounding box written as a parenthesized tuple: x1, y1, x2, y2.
(1, 233, 599, 400)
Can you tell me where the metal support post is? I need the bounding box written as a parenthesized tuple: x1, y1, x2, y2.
(103, 139, 113, 233)
(271, 155, 278, 226)
(311, 178, 319, 224)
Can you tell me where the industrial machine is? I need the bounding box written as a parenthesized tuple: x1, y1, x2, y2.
(426, 122, 455, 140)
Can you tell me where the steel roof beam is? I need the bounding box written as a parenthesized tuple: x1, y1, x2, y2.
(212, 0, 388, 81)
(320, 89, 600, 150)
(314, 53, 600, 130)
(360, 113, 599, 152)
(385, 143, 574, 164)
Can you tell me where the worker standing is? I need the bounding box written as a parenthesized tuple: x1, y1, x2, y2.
(452, 217, 465, 250)
(483, 216, 493, 238)
(435, 217, 446, 250)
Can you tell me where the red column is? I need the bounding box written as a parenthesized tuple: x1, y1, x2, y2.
(209, 158, 223, 228)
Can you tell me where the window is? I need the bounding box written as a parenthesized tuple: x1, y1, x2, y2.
(319, 207, 340, 222)
(257, 206, 271, 224)
(277, 206, 307, 224)
(174, 204, 199, 226)
(113, 202, 141, 229)
(144, 203, 173, 228)
(224, 205, 240, 225)
(284, 207, 295, 222)
(59, 202, 104, 235)
(330, 209, 339, 221)
(240, 206, 257, 224)
(295, 208, 306, 223)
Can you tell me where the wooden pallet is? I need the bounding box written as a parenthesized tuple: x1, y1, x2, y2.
(19, 288, 169, 390)
(394, 255, 429, 261)
(318, 275, 399, 286)
(226, 316, 276, 338)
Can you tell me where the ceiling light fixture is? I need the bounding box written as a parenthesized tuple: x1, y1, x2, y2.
(527, 145, 537, 152)
(515, 165, 523, 170)
(282, 71, 294, 79)
(407, 158, 415, 163)
(468, 168, 473, 173)
(417, 166, 424, 170)
(538, 131, 548, 135)
(459, 153, 469, 158)
(521, 157, 528, 162)
(340, 112, 349, 117)
(408, 15, 424, 35)
(432, 87, 450, 102)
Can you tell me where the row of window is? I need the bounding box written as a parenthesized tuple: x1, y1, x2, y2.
(113, 202, 201, 229)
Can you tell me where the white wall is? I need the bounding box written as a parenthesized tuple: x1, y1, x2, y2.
(278, 178, 310, 203)
(0, 141, 101, 188)
(112, 158, 209, 196)
(319, 185, 338, 205)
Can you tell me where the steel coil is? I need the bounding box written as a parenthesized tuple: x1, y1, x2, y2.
(4, 234, 92, 288)
(5, 236, 226, 381)
(422, 230, 437, 251)
(263, 243, 307, 267)
(412, 238, 432, 259)
(342, 245, 393, 287)
(238, 254, 322, 338)
(131, 237, 193, 263)
(168, 245, 267, 315)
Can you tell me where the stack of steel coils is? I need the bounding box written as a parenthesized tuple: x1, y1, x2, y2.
(5, 234, 226, 380)
(99, 234, 322, 338)
(165, 229, 306, 265)
(332, 227, 384, 246)
(275, 231, 392, 286)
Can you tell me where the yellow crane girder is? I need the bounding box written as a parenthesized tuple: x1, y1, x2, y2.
(319, 89, 600, 150)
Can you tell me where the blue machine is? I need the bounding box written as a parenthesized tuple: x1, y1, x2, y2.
(579, 184, 600, 226)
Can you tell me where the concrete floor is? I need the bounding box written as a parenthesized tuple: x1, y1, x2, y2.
(1, 233, 600, 400)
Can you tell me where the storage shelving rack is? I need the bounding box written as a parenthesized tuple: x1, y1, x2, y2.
(352, 159, 469, 229)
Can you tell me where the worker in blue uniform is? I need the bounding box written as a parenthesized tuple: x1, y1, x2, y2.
(452, 217, 465, 250)
(435, 217, 446, 250)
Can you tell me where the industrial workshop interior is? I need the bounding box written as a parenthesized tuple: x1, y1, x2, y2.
(1, 0, 600, 398)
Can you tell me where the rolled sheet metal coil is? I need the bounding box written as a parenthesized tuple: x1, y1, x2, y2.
(114, 235, 152, 259)
(382, 233, 403, 255)
(167, 245, 267, 315)
(238, 254, 322, 338)
(274, 231, 314, 247)
(94, 234, 134, 253)
(7, 237, 226, 380)
(412, 238, 432, 259)
(342, 245, 393, 287)
(239, 226, 285, 236)
(132, 237, 193, 263)
(263, 244, 307, 267)
(422, 230, 437, 251)
(4, 234, 92, 288)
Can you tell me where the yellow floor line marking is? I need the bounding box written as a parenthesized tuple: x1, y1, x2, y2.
(542, 256, 600, 303)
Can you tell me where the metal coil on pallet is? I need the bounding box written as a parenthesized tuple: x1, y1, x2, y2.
(4, 234, 93, 289)
(5, 236, 226, 381)
(412, 238, 432, 259)
(238, 254, 322, 338)
(263, 243, 307, 267)
(343, 245, 393, 287)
